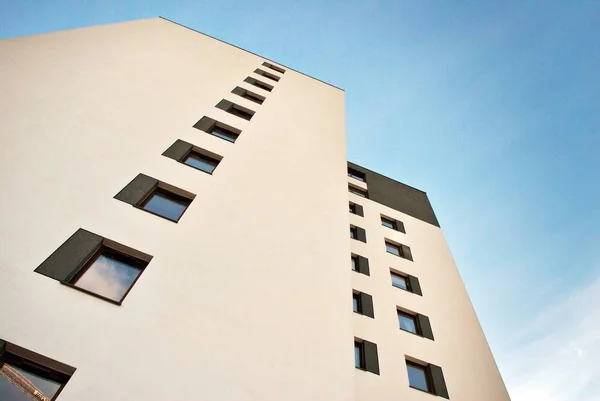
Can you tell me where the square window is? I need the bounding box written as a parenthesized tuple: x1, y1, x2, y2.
(348, 185, 368, 198)
(391, 272, 408, 290)
(350, 226, 358, 239)
(0, 341, 75, 401)
(211, 125, 239, 142)
(351, 256, 358, 271)
(348, 168, 366, 182)
(70, 247, 147, 304)
(386, 241, 401, 256)
(140, 188, 191, 222)
(352, 293, 360, 313)
(381, 217, 396, 230)
(398, 311, 418, 334)
(354, 341, 364, 369)
(183, 150, 219, 174)
(407, 362, 431, 392)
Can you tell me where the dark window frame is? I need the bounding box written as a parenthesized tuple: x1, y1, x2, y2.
(0, 340, 76, 401)
(63, 245, 148, 306)
(391, 271, 410, 291)
(381, 216, 396, 230)
(398, 310, 419, 335)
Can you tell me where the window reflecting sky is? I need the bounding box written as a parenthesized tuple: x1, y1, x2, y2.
(73, 254, 141, 302)
(392, 275, 407, 290)
(143, 192, 188, 221)
(184, 153, 217, 173)
(398, 314, 417, 333)
(407, 364, 428, 391)
(0, 363, 61, 401)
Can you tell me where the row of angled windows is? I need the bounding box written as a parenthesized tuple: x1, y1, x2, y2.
(1, 62, 287, 400)
(348, 170, 449, 399)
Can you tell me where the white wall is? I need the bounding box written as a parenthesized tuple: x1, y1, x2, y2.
(349, 178, 511, 401)
(0, 18, 353, 401)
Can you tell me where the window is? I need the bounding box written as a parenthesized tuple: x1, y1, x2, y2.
(162, 140, 222, 174)
(349, 202, 364, 217)
(254, 68, 280, 82)
(385, 240, 413, 261)
(352, 293, 360, 312)
(348, 167, 366, 182)
(398, 311, 418, 334)
(193, 116, 241, 143)
(381, 216, 406, 233)
(348, 185, 368, 198)
(391, 272, 408, 290)
(0, 339, 76, 401)
(262, 62, 286, 74)
(354, 339, 379, 374)
(405, 360, 449, 398)
(114, 174, 195, 223)
(215, 99, 255, 121)
(352, 254, 370, 276)
(354, 341, 364, 369)
(244, 76, 274, 92)
(350, 226, 366, 242)
(351, 256, 357, 271)
(34, 228, 153, 305)
(70, 247, 147, 304)
(231, 86, 265, 105)
(407, 362, 431, 392)
(350, 226, 357, 239)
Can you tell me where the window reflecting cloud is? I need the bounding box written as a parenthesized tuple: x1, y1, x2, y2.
(73, 254, 141, 301)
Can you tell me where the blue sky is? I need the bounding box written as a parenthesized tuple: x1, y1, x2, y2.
(2, 1, 599, 399)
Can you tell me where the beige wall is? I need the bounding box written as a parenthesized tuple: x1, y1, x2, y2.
(349, 177, 511, 400)
(0, 18, 353, 401)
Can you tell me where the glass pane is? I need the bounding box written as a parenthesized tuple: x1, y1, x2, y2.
(350, 228, 356, 239)
(386, 243, 400, 256)
(382, 218, 394, 229)
(184, 152, 218, 173)
(352, 295, 359, 312)
(391, 274, 408, 290)
(399, 314, 417, 333)
(73, 253, 142, 302)
(354, 343, 362, 368)
(351, 258, 357, 271)
(211, 127, 237, 142)
(407, 363, 429, 391)
(349, 187, 366, 197)
(0, 363, 61, 401)
(143, 191, 188, 221)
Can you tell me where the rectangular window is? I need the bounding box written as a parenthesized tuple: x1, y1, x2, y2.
(354, 339, 379, 374)
(351, 256, 358, 271)
(349, 203, 356, 214)
(215, 99, 255, 121)
(244, 76, 274, 92)
(386, 241, 401, 256)
(350, 226, 358, 239)
(193, 116, 241, 143)
(0, 340, 76, 401)
(348, 185, 368, 198)
(352, 254, 370, 276)
(407, 361, 431, 392)
(385, 240, 413, 261)
(352, 291, 374, 318)
(262, 62, 286, 74)
(352, 293, 360, 313)
(34, 229, 153, 305)
(381, 217, 396, 230)
(254, 68, 280, 82)
(162, 140, 222, 174)
(349, 202, 364, 217)
(391, 272, 408, 290)
(348, 167, 366, 182)
(139, 187, 191, 222)
(183, 150, 219, 174)
(231, 86, 265, 104)
(398, 311, 418, 334)
(70, 247, 147, 304)
(354, 341, 364, 369)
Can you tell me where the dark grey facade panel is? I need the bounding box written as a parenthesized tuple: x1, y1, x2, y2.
(357, 255, 370, 276)
(162, 139, 193, 162)
(34, 228, 103, 282)
(359, 292, 374, 318)
(215, 99, 234, 112)
(401, 244, 413, 261)
(231, 86, 246, 96)
(408, 275, 422, 296)
(396, 220, 406, 233)
(114, 173, 158, 206)
(363, 340, 380, 375)
(347, 162, 440, 227)
(193, 116, 216, 132)
(430, 364, 450, 399)
(417, 314, 434, 340)
(354, 203, 364, 217)
(356, 227, 367, 243)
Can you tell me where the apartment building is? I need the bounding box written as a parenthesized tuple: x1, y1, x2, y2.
(0, 17, 510, 401)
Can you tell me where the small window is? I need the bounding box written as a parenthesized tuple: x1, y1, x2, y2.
(350, 226, 358, 239)
(354, 341, 364, 369)
(0, 340, 76, 401)
(381, 217, 396, 230)
(262, 62, 286, 74)
(398, 311, 418, 334)
(140, 188, 191, 222)
(385, 240, 413, 260)
(386, 241, 401, 256)
(254, 68, 280, 82)
(352, 293, 360, 313)
(211, 125, 239, 142)
(348, 167, 366, 182)
(351, 256, 358, 271)
(215, 100, 255, 121)
(231, 86, 265, 105)
(193, 116, 241, 143)
(70, 247, 147, 304)
(348, 185, 368, 198)
(183, 150, 220, 174)
(391, 272, 409, 290)
(244, 76, 274, 92)
(349, 202, 364, 217)
(349, 203, 356, 214)
(352, 254, 370, 276)
(407, 362, 431, 392)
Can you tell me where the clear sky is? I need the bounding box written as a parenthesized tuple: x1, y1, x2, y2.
(2, 1, 599, 399)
